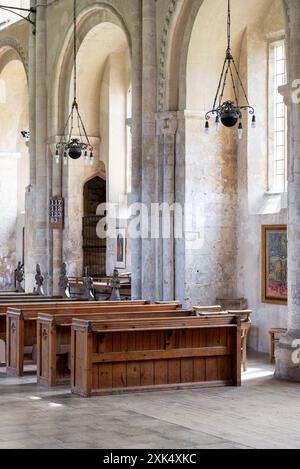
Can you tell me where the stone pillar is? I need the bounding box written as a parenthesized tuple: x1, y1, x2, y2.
(174, 112, 186, 304)
(141, 0, 157, 301)
(32, 2, 49, 292)
(50, 139, 63, 296)
(275, 0, 300, 381)
(156, 112, 178, 300)
(129, 2, 142, 299)
(24, 0, 37, 291)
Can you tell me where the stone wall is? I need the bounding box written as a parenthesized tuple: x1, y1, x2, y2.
(0, 0, 293, 356)
(237, 0, 288, 352)
(0, 51, 29, 290)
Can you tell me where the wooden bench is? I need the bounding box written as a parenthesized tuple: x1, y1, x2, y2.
(0, 293, 36, 297)
(37, 308, 193, 386)
(0, 296, 63, 305)
(0, 299, 68, 353)
(194, 307, 252, 372)
(0, 299, 149, 342)
(269, 328, 287, 363)
(71, 315, 242, 397)
(216, 297, 248, 310)
(228, 310, 251, 372)
(68, 277, 131, 301)
(193, 305, 223, 313)
(5, 303, 180, 376)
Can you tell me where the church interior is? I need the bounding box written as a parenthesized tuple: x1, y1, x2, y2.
(0, 0, 299, 450)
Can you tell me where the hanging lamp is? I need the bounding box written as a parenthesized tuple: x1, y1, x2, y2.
(204, 0, 256, 139)
(55, 0, 94, 165)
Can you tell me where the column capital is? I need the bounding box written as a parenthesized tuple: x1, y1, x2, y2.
(278, 83, 293, 106)
(156, 111, 178, 136)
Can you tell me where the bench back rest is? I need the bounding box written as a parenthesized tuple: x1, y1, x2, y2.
(7, 303, 182, 320)
(0, 300, 150, 315)
(38, 309, 194, 325)
(72, 314, 239, 333)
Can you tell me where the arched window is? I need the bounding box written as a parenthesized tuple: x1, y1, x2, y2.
(126, 86, 132, 194)
(268, 39, 287, 193)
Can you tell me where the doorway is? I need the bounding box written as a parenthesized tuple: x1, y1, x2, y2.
(82, 176, 106, 277)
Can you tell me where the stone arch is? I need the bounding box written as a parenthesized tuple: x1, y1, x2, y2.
(0, 37, 28, 82)
(52, 3, 132, 279)
(166, 0, 290, 307)
(0, 42, 29, 290)
(161, 0, 289, 112)
(50, 2, 132, 137)
(158, 0, 203, 112)
(80, 163, 107, 195)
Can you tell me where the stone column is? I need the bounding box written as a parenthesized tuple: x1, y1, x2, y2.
(129, 1, 142, 299)
(156, 112, 178, 300)
(24, 0, 37, 291)
(50, 138, 63, 296)
(34, 2, 49, 292)
(174, 112, 187, 304)
(141, 0, 157, 301)
(276, 0, 300, 380)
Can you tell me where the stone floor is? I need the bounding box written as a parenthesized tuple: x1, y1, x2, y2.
(0, 354, 300, 449)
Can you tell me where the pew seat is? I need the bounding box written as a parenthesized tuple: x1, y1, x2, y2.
(71, 315, 242, 397)
(5, 302, 181, 376)
(37, 309, 194, 386)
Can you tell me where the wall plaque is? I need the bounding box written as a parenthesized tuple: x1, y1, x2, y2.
(49, 196, 64, 229)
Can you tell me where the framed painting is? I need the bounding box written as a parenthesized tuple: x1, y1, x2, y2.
(115, 228, 126, 269)
(262, 225, 287, 305)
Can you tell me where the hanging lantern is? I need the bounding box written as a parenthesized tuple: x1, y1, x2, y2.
(204, 0, 256, 139)
(55, 0, 94, 164)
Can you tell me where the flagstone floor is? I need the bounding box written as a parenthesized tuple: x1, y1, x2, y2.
(0, 353, 299, 449)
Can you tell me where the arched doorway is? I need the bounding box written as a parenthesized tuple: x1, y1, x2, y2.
(83, 176, 106, 277)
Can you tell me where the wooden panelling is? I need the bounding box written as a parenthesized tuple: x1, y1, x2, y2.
(36, 307, 191, 386)
(71, 316, 241, 397)
(5, 302, 183, 376)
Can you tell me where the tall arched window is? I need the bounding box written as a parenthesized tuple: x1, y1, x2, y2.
(268, 39, 287, 193)
(126, 86, 132, 194)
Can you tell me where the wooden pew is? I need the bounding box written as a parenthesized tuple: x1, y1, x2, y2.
(37, 309, 193, 386)
(0, 293, 35, 297)
(0, 299, 64, 340)
(0, 300, 149, 366)
(0, 294, 146, 365)
(0, 298, 148, 315)
(71, 315, 242, 397)
(228, 310, 252, 372)
(0, 296, 62, 303)
(5, 303, 180, 376)
(0, 299, 57, 310)
(194, 308, 252, 372)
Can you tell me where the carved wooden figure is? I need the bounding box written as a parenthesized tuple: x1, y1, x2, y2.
(109, 268, 121, 301)
(59, 263, 71, 299)
(15, 262, 25, 293)
(34, 264, 45, 296)
(83, 275, 95, 301)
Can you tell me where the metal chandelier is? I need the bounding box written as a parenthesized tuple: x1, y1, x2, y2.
(204, 0, 256, 139)
(55, 0, 93, 166)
